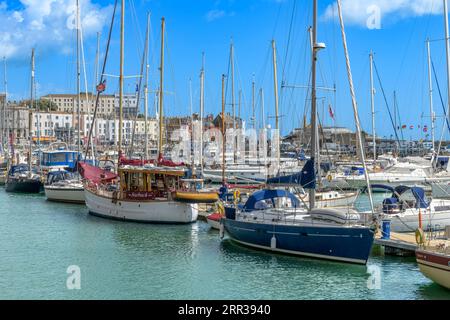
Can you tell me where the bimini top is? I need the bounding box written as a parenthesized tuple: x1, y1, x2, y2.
(9, 164, 30, 175)
(243, 189, 301, 211)
(365, 184, 429, 209)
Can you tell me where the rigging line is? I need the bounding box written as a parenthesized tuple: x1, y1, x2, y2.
(431, 58, 450, 134)
(372, 59, 401, 149)
(271, 0, 283, 40)
(281, 0, 297, 80)
(84, 0, 118, 161)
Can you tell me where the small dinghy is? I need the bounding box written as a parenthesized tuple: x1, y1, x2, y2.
(309, 208, 361, 224)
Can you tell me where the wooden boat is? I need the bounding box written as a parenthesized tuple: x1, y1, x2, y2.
(416, 246, 450, 289)
(82, 163, 198, 224)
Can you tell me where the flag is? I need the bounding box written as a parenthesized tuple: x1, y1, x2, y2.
(423, 127, 428, 132)
(96, 79, 106, 92)
(328, 105, 334, 120)
(401, 124, 407, 129)
(410, 125, 414, 129)
(135, 84, 139, 92)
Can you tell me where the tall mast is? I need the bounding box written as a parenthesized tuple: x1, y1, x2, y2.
(2, 57, 7, 150)
(251, 75, 255, 129)
(76, 0, 81, 158)
(230, 39, 236, 131)
(29, 48, 35, 172)
(426, 38, 435, 153)
(309, 0, 318, 210)
(94, 32, 100, 144)
(199, 52, 205, 172)
(260, 88, 265, 130)
(118, 0, 125, 161)
(221, 74, 226, 185)
(443, 0, 450, 145)
(158, 17, 165, 158)
(272, 39, 280, 167)
(369, 50, 376, 160)
(336, 0, 374, 214)
(144, 13, 150, 160)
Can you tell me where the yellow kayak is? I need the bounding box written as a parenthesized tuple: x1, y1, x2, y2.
(172, 191, 219, 204)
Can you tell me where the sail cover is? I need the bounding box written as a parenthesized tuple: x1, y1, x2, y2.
(266, 158, 316, 189)
(78, 162, 118, 184)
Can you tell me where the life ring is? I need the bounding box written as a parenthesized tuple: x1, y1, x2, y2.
(233, 189, 241, 201)
(327, 174, 333, 182)
(415, 228, 425, 245)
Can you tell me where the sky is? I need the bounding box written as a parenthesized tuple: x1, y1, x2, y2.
(1, 0, 450, 141)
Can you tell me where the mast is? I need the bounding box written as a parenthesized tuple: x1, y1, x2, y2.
(76, 0, 81, 158)
(29, 48, 35, 173)
(369, 50, 376, 160)
(336, 0, 374, 214)
(2, 57, 7, 151)
(144, 13, 150, 160)
(94, 32, 100, 144)
(426, 38, 435, 152)
(199, 52, 205, 172)
(272, 39, 280, 168)
(309, 0, 318, 210)
(230, 39, 236, 131)
(221, 74, 226, 185)
(443, 0, 450, 145)
(158, 17, 165, 158)
(118, 0, 125, 163)
(251, 75, 256, 129)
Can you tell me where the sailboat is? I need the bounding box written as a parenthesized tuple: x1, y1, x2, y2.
(44, 1, 84, 203)
(220, 0, 376, 264)
(5, 49, 43, 193)
(83, 6, 200, 223)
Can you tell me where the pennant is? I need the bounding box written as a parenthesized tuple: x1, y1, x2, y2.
(328, 105, 334, 120)
(96, 79, 106, 92)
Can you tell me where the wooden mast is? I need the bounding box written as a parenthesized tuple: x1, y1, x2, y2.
(158, 17, 165, 158)
(144, 13, 150, 160)
(118, 0, 125, 165)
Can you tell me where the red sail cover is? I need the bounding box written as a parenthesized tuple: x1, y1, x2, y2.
(78, 162, 118, 184)
(119, 154, 155, 166)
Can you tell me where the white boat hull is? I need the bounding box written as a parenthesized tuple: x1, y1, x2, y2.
(84, 188, 198, 224)
(44, 186, 85, 204)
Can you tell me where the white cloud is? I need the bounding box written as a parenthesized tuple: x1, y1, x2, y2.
(205, 9, 226, 22)
(323, 0, 443, 26)
(0, 0, 112, 59)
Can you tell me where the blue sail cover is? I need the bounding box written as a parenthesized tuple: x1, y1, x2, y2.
(394, 186, 429, 209)
(243, 189, 301, 211)
(266, 158, 316, 189)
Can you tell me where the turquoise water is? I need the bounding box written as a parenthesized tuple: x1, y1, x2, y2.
(0, 189, 449, 300)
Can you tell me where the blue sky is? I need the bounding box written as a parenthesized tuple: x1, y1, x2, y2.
(2, 0, 450, 141)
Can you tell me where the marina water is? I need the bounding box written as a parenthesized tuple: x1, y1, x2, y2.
(1, 189, 449, 300)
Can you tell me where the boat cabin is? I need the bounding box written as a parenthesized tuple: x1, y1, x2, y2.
(372, 185, 430, 214)
(118, 166, 186, 200)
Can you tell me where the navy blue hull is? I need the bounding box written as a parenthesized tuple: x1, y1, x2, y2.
(223, 218, 375, 264)
(5, 179, 43, 193)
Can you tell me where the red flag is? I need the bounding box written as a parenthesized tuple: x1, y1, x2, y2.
(401, 124, 407, 129)
(96, 79, 106, 92)
(410, 125, 414, 129)
(328, 105, 334, 120)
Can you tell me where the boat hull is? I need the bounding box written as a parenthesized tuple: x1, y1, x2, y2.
(387, 210, 450, 233)
(85, 188, 198, 224)
(416, 249, 450, 289)
(5, 179, 43, 193)
(223, 218, 375, 264)
(44, 186, 85, 204)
